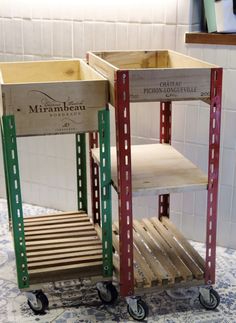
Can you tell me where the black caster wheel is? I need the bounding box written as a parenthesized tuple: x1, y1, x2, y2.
(27, 291, 49, 314)
(127, 299, 149, 321)
(199, 288, 220, 310)
(97, 282, 118, 305)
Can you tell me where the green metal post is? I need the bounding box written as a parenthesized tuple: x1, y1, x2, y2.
(1, 119, 12, 228)
(98, 109, 113, 277)
(1, 115, 29, 289)
(76, 133, 87, 212)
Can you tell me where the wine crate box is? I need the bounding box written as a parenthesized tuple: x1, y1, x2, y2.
(0, 60, 108, 136)
(87, 50, 217, 105)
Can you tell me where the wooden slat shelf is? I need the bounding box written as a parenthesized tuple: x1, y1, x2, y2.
(24, 211, 103, 285)
(109, 217, 205, 289)
(111, 216, 205, 290)
(185, 32, 236, 45)
(92, 143, 208, 196)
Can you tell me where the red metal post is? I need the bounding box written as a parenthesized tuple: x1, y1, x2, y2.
(89, 132, 101, 224)
(159, 101, 172, 219)
(115, 70, 134, 297)
(205, 68, 222, 285)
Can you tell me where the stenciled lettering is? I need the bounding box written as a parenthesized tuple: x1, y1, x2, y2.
(29, 104, 86, 114)
(143, 85, 197, 95)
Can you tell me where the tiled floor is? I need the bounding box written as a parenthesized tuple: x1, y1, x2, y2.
(0, 198, 236, 323)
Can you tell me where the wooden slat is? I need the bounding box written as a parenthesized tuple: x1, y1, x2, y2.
(25, 225, 94, 236)
(26, 240, 101, 252)
(25, 230, 97, 241)
(27, 249, 102, 263)
(24, 221, 91, 231)
(27, 244, 102, 257)
(113, 223, 157, 287)
(148, 218, 203, 279)
(24, 211, 85, 222)
(96, 224, 144, 288)
(133, 220, 178, 283)
(161, 216, 205, 271)
(25, 236, 100, 246)
(149, 218, 193, 280)
(27, 254, 102, 269)
(29, 261, 103, 275)
(29, 265, 102, 284)
(24, 216, 90, 227)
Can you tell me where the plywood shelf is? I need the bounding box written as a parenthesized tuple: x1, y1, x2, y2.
(92, 143, 208, 196)
(24, 211, 103, 285)
(111, 216, 205, 290)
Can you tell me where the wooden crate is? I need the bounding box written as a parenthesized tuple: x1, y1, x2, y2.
(87, 50, 217, 105)
(24, 211, 103, 285)
(0, 60, 108, 136)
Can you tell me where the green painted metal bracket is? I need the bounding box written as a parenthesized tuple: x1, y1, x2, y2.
(98, 109, 113, 277)
(76, 133, 87, 212)
(1, 115, 29, 289)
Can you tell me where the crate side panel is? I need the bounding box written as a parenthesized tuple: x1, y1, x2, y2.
(0, 60, 81, 84)
(79, 60, 107, 81)
(3, 81, 107, 136)
(88, 52, 116, 106)
(129, 69, 211, 102)
(101, 51, 157, 69)
(167, 51, 217, 68)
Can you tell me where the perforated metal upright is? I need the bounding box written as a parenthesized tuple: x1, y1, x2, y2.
(205, 68, 222, 285)
(158, 101, 172, 220)
(114, 71, 134, 297)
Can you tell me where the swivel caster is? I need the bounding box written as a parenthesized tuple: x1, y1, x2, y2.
(26, 290, 49, 314)
(97, 282, 118, 305)
(126, 297, 149, 321)
(199, 287, 220, 310)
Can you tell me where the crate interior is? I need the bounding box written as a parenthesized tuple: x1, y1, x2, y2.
(95, 50, 214, 70)
(0, 59, 102, 84)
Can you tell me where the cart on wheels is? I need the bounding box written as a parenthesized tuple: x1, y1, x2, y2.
(0, 59, 117, 314)
(88, 50, 222, 321)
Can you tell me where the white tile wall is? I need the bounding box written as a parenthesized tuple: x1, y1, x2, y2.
(23, 19, 42, 55)
(0, 0, 236, 248)
(163, 25, 177, 50)
(127, 24, 140, 49)
(73, 22, 84, 57)
(164, 0, 178, 24)
(52, 21, 73, 57)
(41, 21, 53, 57)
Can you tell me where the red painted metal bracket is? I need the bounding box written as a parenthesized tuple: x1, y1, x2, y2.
(89, 132, 101, 224)
(114, 70, 134, 297)
(159, 101, 172, 219)
(205, 68, 223, 285)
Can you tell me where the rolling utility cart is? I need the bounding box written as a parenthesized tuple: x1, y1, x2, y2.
(88, 50, 222, 321)
(0, 59, 117, 314)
